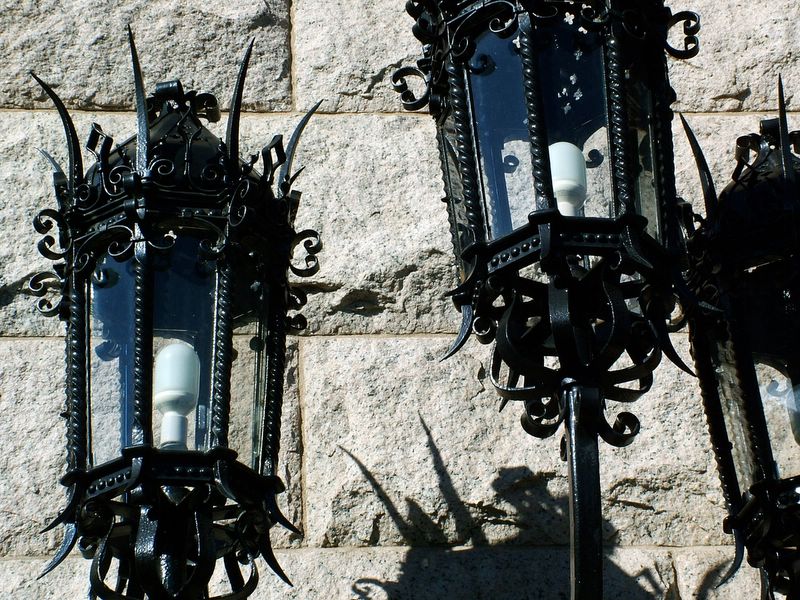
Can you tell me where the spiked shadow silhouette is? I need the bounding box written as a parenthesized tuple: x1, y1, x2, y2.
(342, 416, 676, 600)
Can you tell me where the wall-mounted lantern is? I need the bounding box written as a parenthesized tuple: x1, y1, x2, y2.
(29, 29, 320, 599)
(394, 1, 700, 597)
(685, 80, 800, 598)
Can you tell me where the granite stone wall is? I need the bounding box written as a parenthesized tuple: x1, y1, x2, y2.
(0, 1, 797, 598)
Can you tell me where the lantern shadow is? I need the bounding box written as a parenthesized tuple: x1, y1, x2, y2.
(342, 417, 668, 600)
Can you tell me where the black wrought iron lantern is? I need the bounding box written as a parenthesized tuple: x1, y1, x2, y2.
(395, 1, 700, 597)
(686, 82, 800, 598)
(28, 30, 320, 599)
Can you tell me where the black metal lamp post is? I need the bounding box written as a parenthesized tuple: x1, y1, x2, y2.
(394, 1, 700, 597)
(28, 30, 320, 599)
(685, 82, 800, 599)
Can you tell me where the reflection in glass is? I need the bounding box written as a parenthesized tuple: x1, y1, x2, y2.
(538, 16, 611, 220)
(152, 236, 215, 451)
(755, 361, 800, 479)
(468, 28, 533, 239)
(438, 115, 473, 281)
(629, 80, 660, 239)
(89, 256, 135, 466)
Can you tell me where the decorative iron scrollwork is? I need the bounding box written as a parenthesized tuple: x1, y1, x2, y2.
(665, 11, 701, 59)
(28, 271, 65, 317)
(290, 229, 322, 278)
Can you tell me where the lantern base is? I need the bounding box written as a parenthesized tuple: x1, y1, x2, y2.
(41, 446, 298, 599)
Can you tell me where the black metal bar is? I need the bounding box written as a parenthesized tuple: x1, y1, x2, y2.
(131, 239, 153, 446)
(445, 59, 486, 244)
(564, 383, 603, 600)
(66, 272, 88, 471)
(519, 13, 555, 212)
(260, 289, 287, 477)
(210, 262, 234, 448)
(604, 28, 634, 217)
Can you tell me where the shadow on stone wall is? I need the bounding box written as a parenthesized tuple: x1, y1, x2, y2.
(341, 417, 674, 600)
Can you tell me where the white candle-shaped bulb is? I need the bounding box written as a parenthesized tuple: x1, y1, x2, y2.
(549, 141, 588, 217)
(154, 342, 201, 449)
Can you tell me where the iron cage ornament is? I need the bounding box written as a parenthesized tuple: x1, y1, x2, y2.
(394, 1, 701, 597)
(685, 80, 800, 599)
(28, 29, 321, 599)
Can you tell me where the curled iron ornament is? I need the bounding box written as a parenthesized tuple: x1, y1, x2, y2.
(665, 11, 701, 59)
(391, 66, 431, 112)
(28, 271, 65, 317)
(450, 0, 518, 63)
(290, 229, 322, 278)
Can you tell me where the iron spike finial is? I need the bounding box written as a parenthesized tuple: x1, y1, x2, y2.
(777, 75, 795, 183)
(226, 39, 255, 168)
(278, 99, 323, 195)
(30, 72, 83, 196)
(127, 25, 149, 174)
(680, 113, 718, 219)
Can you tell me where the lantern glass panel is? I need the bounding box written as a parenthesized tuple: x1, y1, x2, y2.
(89, 255, 136, 466)
(229, 333, 256, 466)
(538, 18, 611, 220)
(628, 81, 660, 239)
(468, 27, 532, 239)
(151, 235, 215, 451)
(754, 361, 800, 479)
(713, 339, 760, 491)
(438, 115, 471, 280)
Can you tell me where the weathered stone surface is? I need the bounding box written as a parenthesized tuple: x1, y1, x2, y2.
(240, 113, 460, 336)
(0, 339, 68, 557)
(601, 334, 730, 546)
(673, 548, 762, 599)
(0, 558, 88, 598)
(293, 0, 422, 113)
(1, 547, 763, 599)
(667, 0, 800, 112)
(209, 546, 735, 599)
(299, 335, 727, 549)
(299, 335, 563, 549)
(0, 1, 291, 111)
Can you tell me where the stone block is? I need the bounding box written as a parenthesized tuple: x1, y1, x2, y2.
(239, 113, 460, 336)
(667, 0, 800, 112)
(3, 109, 459, 337)
(600, 333, 731, 546)
(299, 335, 727, 549)
(0, 558, 88, 599)
(673, 547, 763, 599)
(0, 339, 69, 557)
(0, 1, 291, 111)
(293, 0, 422, 113)
(211, 546, 714, 599)
(1, 547, 763, 599)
